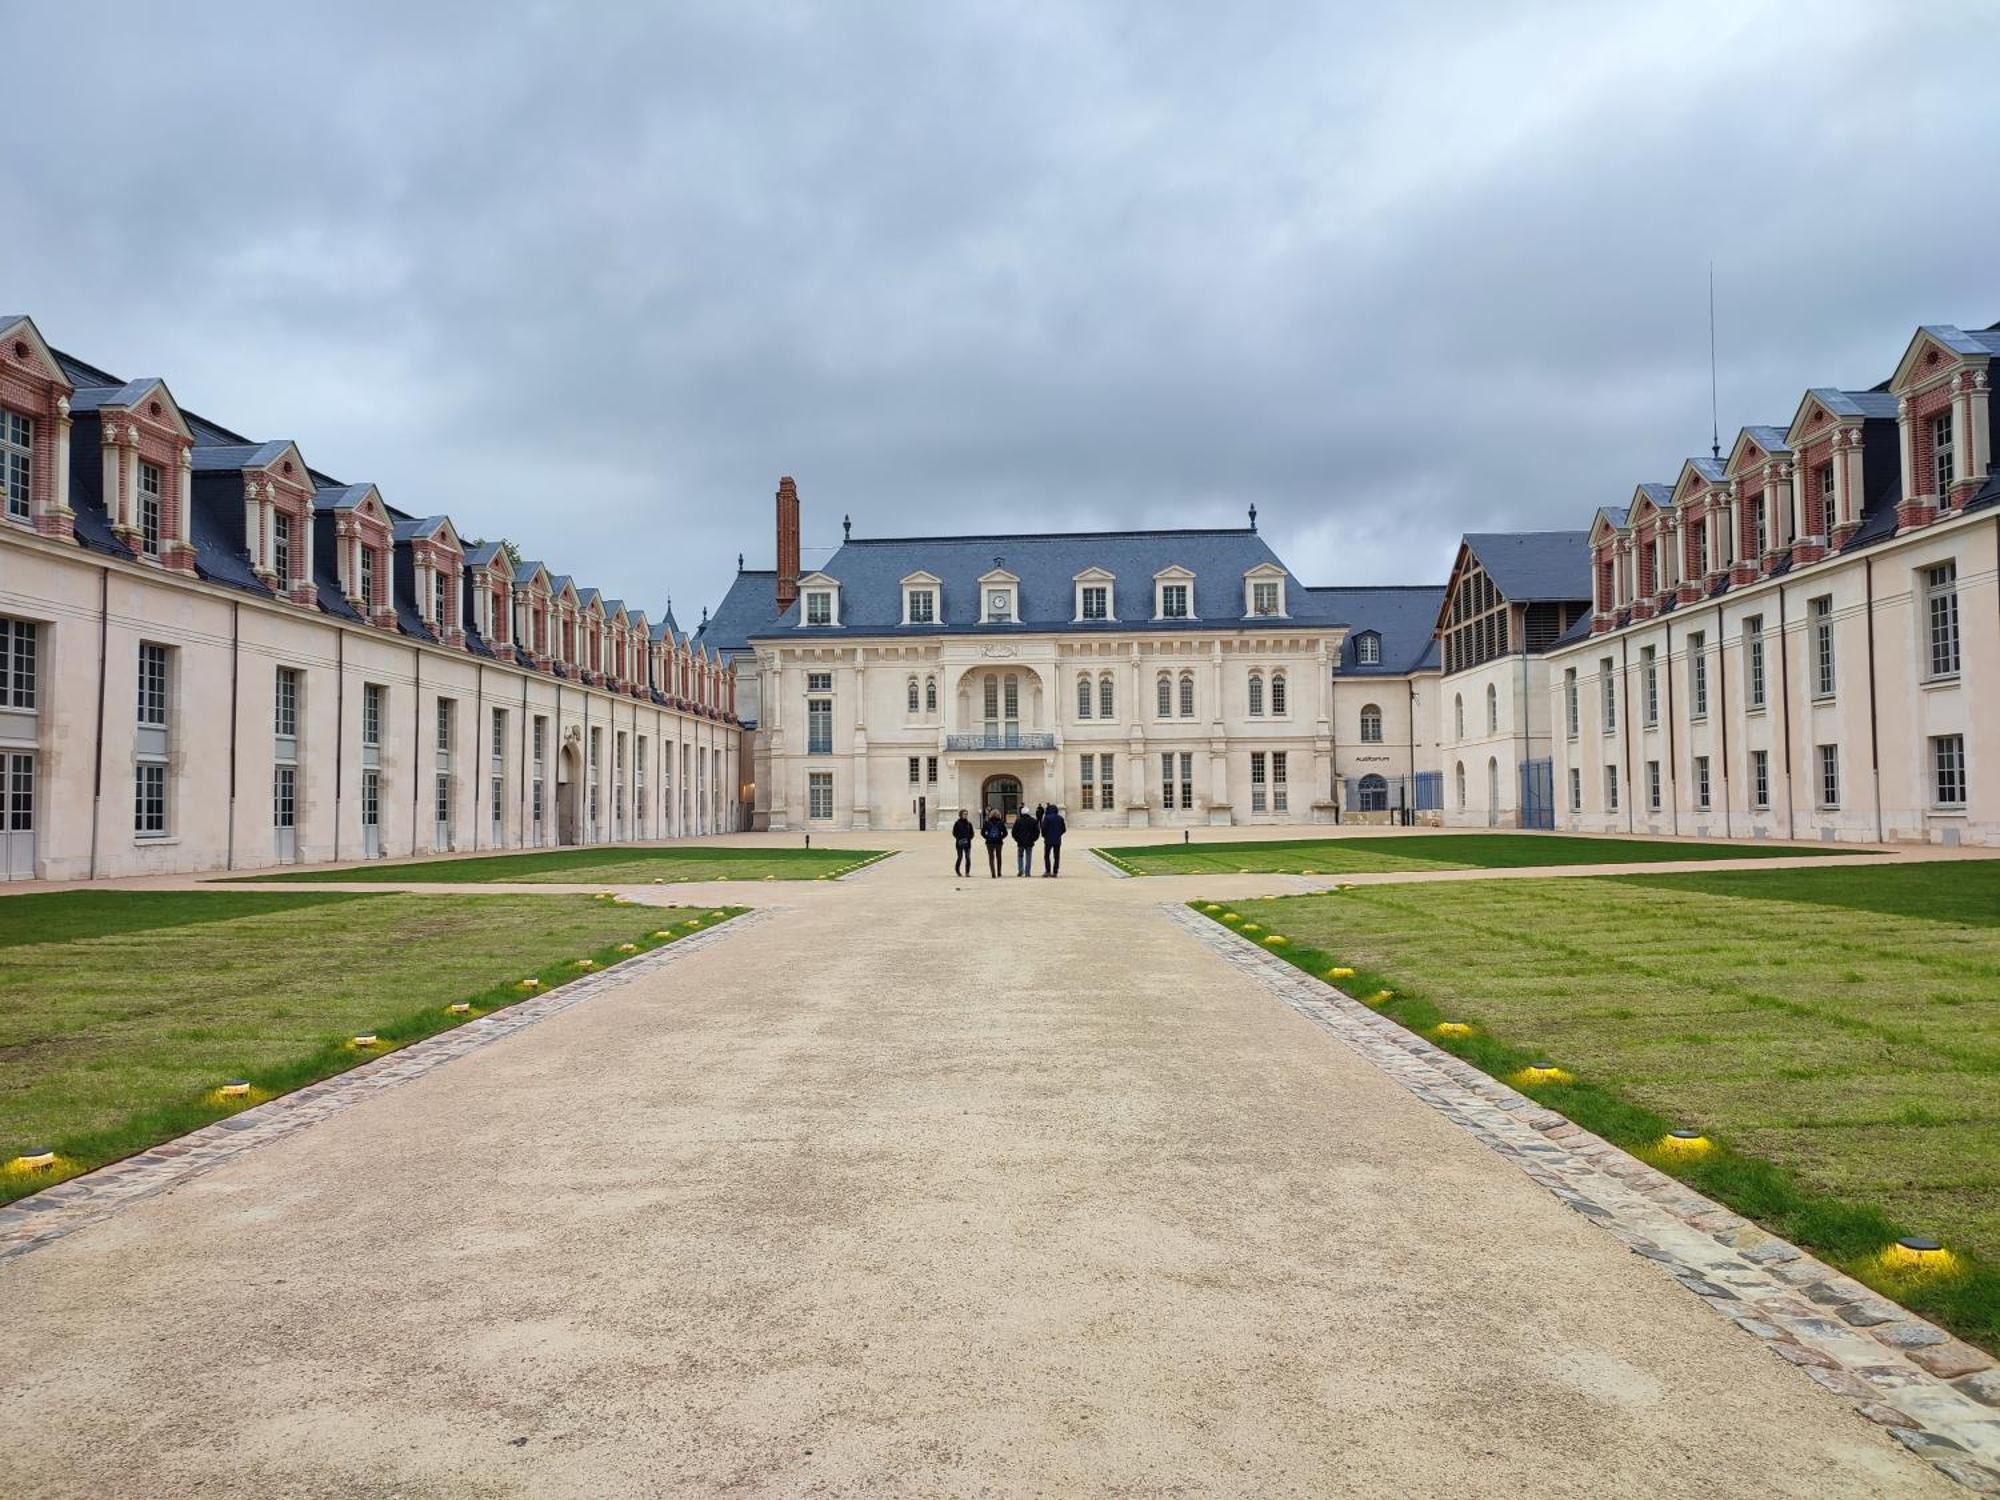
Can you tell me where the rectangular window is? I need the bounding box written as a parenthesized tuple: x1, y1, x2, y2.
(1925, 563, 1960, 679)
(1641, 646, 1658, 726)
(1817, 462, 1837, 534)
(1604, 763, 1619, 811)
(1931, 411, 1955, 497)
(1600, 657, 1616, 731)
(1818, 743, 1840, 809)
(2, 618, 37, 709)
(274, 667, 299, 737)
(1688, 631, 1707, 719)
(358, 544, 376, 606)
(137, 642, 169, 727)
(273, 511, 291, 582)
(1250, 751, 1267, 813)
(1099, 753, 1115, 807)
(1751, 748, 1770, 810)
(1933, 734, 1966, 808)
(926, 756, 937, 785)
(1160, 583, 1189, 619)
(1744, 616, 1766, 710)
(1080, 755, 1095, 810)
(138, 461, 162, 555)
(1811, 595, 1835, 699)
(274, 764, 298, 829)
(1751, 497, 1767, 559)
(362, 683, 384, 747)
(1646, 759, 1661, 812)
(1694, 755, 1711, 811)
(433, 571, 448, 630)
(435, 698, 453, 751)
(1568, 766, 1581, 812)
(361, 768, 381, 830)
(1179, 752, 1194, 811)
(434, 770, 451, 829)
(909, 755, 921, 786)
(2, 409, 33, 520)
(1563, 668, 1578, 740)
(808, 771, 833, 820)
(805, 591, 831, 626)
(1272, 751, 1288, 813)
(807, 694, 832, 755)
(134, 761, 167, 837)
(907, 589, 934, 624)
(1080, 585, 1107, 620)
(1252, 581, 1279, 616)
(1160, 752, 1175, 808)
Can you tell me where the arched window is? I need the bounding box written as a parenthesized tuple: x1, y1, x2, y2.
(1455, 761, 1467, 808)
(1248, 672, 1264, 716)
(1178, 672, 1195, 718)
(1157, 672, 1172, 717)
(1359, 703, 1383, 743)
(1486, 683, 1498, 734)
(907, 676, 920, 714)
(1098, 673, 1114, 719)
(1077, 673, 1093, 719)
(1271, 671, 1287, 716)
(925, 676, 937, 713)
(1358, 773, 1389, 812)
(1454, 693, 1464, 739)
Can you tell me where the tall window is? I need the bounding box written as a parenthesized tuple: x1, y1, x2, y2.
(1160, 583, 1189, 619)
(137, 643, 169, 728)
(1250, 752, 1267, 813)
(1003, 673, 1019, 723)
(359, 545, 376, 607)
(909, 755, 921, 787)
(1080, 585, 1108, 621)
(1156, 672, 1171, 718)
(1750, 748, 1770, 810)
(925, 677, 937, 713)
(1098, 675, 1114, 719)
(1688, 631, 1707, 719)
(1600, 658, 1616, 731)
(492, 707, 507, 838)
(1646, 759, 1661, 812)
(3, 618, 37, 709)
(138, 461, 163, 555)
(1744, 616, 1766, 710)
(1099, 753, 1115, 807)
(2, 410, 32, 521)
(1455, 761, 1466, 809)
(1179, 752, 1194, 811)
(808, 771, 833, 820)
(436, 698, 453, 751)
(1817, 462, 1837, 534)
(1486, 682, 1498, 733)
(909, 677, 922, 714)
(1248, 673, 1264, 716)
(1356, 633, 1380, 666)
(273, 512, 291, 583)
(807, 670, 833, 754)
(274, 667, 299, 738)
(1563, 669, 1578, 739)
(1817, 743, 1840, 808)
(1080, 755, 1095, 810)
(1931, 411, 1955, 497)
(1925, 563, 1960, 679)
(1568, 766, 1581, 812)
(1160, 752, 1176, 809)
(1359, 704, 1383, 743)
(361, 768, 381, 839)
(1272, 751, 1288, 812)
(1694, 754, 1711, 811)
(1641, 647, 1658, 726)
(1077, 674, 1092, 718)
(362, 683, 384, 747)
(1270, 672, 1287, 715)
(1933, 734, 1966, 808)
(274, 764, 297, 831)
(1749, 496, 1767, 559)
(1453, 693, 1464, 739)
(1604, 763, 1619, 811)
(1811, 596, 1835, 698)
(134, 761, 167, 837)
(1177, 673, 1194, 718)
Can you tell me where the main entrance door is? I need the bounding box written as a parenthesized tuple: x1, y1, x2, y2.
(981, 774, 1022, 817)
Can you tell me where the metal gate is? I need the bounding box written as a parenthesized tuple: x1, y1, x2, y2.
(1519, 756, 1555, 830)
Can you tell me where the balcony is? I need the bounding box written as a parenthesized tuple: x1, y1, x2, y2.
(946, 731, 1056, 753)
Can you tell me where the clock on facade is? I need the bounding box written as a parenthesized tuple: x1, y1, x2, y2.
(989, 590, 1010, 616)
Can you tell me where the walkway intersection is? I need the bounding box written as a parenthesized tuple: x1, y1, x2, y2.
(0, 830, 1988, 1497)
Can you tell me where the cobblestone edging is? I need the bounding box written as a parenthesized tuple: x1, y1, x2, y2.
(1088, 849, 1134, 878)
(0, 908, 777, 1268)
(834, 850, 898, 882)
(1167, 903, 2000, 1495)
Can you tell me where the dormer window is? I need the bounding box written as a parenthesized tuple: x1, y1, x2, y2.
(1243, 563, 1287, 618)
(2, 410, 32, 521)
(1931, 412, 1955, 498)
(977, 568, 1020, 625)
(798, 572, 841, 628)
(272, 512, 291, 584)
(1160, 584, 1189, 619)
(1081, 586, 1108, 620)
(432, 571, 447, 629)
(987, 589, 1013, 622)
(806, 591, 831, 625)
(138, 461, 162, 555)
(1356, 632, 1381, 666)
(359, 544, 376, 605)
(1252, 582, 1279, 615)
(908, 589, 934, 623)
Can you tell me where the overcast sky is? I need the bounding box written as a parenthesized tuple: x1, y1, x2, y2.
(8, 2, 1997, 621)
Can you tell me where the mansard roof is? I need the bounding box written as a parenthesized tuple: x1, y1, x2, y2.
(754, 526, 1328, 637)
(695, 569, 777, 658)
(1302, 585, 1446, 675)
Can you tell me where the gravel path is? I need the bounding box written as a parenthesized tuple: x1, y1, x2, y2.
(0, 834, 1962, 1498)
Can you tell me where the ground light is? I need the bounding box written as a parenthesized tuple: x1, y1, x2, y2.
(219, 1079, 251, 1098)
(1660, 1128, 1712, 1156)
(1434, 1022, 1472, 1039)
(1521, 1061, 1568, 1083)
(9, 1149, 56, 1171)
(1885, 1235, 1955, 1273)
(447, 1002, 472, 1015)
(1326, 966, 1355, 979)
(351, 1034, 379, 1048)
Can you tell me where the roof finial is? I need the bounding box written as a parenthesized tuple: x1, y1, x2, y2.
(701, 604, 709, 626)
(1248, 502, 1258, 532)
(842, 513, 852, 542)
(736, 552, 743, 572)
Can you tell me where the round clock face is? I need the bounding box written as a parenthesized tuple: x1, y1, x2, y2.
(989, 591, 1009, 613)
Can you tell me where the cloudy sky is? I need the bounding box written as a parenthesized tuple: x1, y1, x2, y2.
(8, 2, 1997, 621)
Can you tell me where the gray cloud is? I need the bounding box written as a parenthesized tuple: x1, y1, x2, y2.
(7, 1, 1997, 617)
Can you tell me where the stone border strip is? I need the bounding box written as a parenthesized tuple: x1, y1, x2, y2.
(832, 849, 897, 882)
(1088, 848, 1134, 878)
(1167, 903, 2000, 1495)
(0, 908, 777, 1268)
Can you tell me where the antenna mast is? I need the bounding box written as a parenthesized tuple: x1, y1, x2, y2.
(1708, 262, 1721, 461)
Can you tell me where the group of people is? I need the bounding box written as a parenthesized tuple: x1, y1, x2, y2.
(952, 804, 1068, 878)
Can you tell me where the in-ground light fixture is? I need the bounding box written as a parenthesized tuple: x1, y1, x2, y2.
(1661, 1128, 1712, 1155)
(9, 1148, 56, 1171)
(1434, 1022, 1472, 1038)
(352, 1033, 380, 1048)
(219, 1079, 252, 1099)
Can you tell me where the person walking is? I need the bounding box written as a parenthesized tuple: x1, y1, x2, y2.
(981, 808, 1006, 878)
(1011, 804, 1040, 877)
(951, 808, 974, 877)
(1040, 803, 1066, 876)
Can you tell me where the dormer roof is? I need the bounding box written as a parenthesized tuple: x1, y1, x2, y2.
(1891, 323, 2000, 389)
(392, 514, 462, 549)
(0, 316, 72, 390)
(70, 377, 193, 440)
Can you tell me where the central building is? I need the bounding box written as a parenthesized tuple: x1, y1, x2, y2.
(714, 480, 1370, 831)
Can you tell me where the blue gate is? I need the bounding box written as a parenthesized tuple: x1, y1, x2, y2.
(1412, 771, 1442, 812)
(1519, 757, 1554, 830)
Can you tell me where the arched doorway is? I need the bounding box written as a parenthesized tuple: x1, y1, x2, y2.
(1357, 773, 1389, 813)
(981, 774, 1023, 817)
(557, 741, 582, 845)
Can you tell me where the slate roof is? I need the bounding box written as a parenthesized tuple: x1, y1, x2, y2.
(1460, 531, 1593, 605)
(1807, 387, 1900, 421)
(752, 528, 1336, 638)
(1743, 425, 1792, 455)
(189, 440, 298, 472)
(67, 379, 164, 413)
(697, 569, 779, 656)
(1920, 324, 2000, 358)
(1304, 585, 1446, 674)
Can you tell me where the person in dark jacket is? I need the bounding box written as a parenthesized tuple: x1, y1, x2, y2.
(1011, 806, 1040, 877)
(981, 809, 1007, 877)
(1040, 804, 1067, 876)
(951, 810, 975, 876)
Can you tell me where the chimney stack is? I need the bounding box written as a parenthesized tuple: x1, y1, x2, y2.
(775, 476, 801, 612)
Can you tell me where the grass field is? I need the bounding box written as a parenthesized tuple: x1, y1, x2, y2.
(1197, 859, 2000, 1348)
(0, 889, 743, 1203)
(1101, 831, 1864, 876)
(229, 843, 888, 885)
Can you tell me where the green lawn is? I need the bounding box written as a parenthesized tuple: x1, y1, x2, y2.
(1199, 860, 2000, 1348)
(1103, 831, 1862, 876)
(228, 843, 888, 885)
(0, 890, 743, 1204)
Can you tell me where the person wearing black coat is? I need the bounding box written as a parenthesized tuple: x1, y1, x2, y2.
(981, 809, 1007, 878)
(951, 810, 975, 876)
(1040, 805, 1067, 876)
(1010, 807, 1040, 877)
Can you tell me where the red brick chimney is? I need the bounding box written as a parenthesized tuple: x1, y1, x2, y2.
(775, 476, 801, 612)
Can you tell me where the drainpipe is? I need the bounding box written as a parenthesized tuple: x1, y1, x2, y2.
(1620, 636, 1634, 833)
(1714, 603, 1731, 839)
(1865, 554, 1883, 843)
(333, 629, 345, 864)
(411, 646, 422, 853)
(1514, 650, 1528, 830)
(520, 677, 530, 846)
(472, 663, 483, 850)
(226, 600, 241, 871)
(1776, 584, 1796, 841)
(1663, 619, 1678, 835)
(88, 567, 109, 880)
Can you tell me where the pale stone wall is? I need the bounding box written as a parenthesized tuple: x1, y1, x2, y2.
(1438, 654, 1555, 828)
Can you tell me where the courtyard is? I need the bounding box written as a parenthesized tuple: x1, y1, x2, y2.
(0, 830, 1993, 1496)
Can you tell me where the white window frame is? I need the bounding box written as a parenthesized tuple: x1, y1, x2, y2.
(1694, 754, 1711, 811)
(138, 460, 163, 556)
(1932, 734, 1966, 809)
(1744, 616, 1766, 711)
(1688, 632, 1707, 719)
(1817, 742, 1840, 809)
(808, 770, 834, 821)
(1811, 595, 1835, 700)
(3, 409, 33, 522)
(1931, 411, 1955, 498)
(1154, 568, 1195, 621)
(1563, 668, 1578, 739)
(1750, 748, 1770, 810)
(1925, 563, 1960, 680)
(1359, 703, 1383, 744)
(1355, 632, 1380, 666)
(1074, 570, 1115, 623)
(2, 618, 37, 711)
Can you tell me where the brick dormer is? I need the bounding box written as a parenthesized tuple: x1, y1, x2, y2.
(72, 377, 197, 573)
(1724, 426, 1793, 579)
(577, 588, 606, 684)
(191, 439, 319, 605)
(602, 600, 630, 689)
(511, 562, 553, 665)
(1888, 324, 1998, 531)
(1783, 386, 1901, 560)
(393, 515, 466, 647)
(0, 315, 77, 542)
(315, 483, 398, 630)
(464, 542, 516, 662)
(1667, 456, 1731, 590)
(549, 576, 580, 673)
(1587, 507, 1626, 633)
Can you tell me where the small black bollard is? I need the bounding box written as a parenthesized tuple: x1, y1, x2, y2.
(1183, 829, 1190, 845)
(804, 833, 811, 848)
